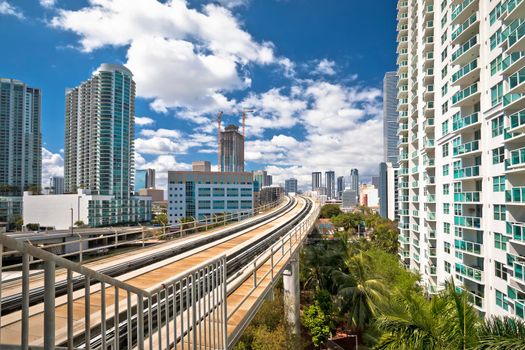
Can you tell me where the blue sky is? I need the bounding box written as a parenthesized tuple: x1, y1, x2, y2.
(0, 0, 397, 190)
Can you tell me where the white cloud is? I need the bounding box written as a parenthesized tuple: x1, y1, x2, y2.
(135, 128, 216, 155)
(42, 148, 64, 186)
(314, 59, 336, 76)
(215, 0, 249, 9)
(140, 128, 182, 139)
(40, 0, 56, 8)
(135, 116, 155, 126)
(0, 1, 24, 19)
(50, 0, 287, 119)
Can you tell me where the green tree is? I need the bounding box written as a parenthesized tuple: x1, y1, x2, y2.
(332, 252, 386, 331)
(74, 220, 86, 227)
(320, 204, 342, 218)
(153, 212, 168, 226)
(26, 223, 40, 231)
(302, 302, 331, 348)
(368, 222, 399, 254)
(476, 317, 525, 350)
(331, 212, 362, 233)
(14, 217, 23, 231)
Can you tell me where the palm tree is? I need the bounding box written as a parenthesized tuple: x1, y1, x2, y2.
(332, 252, 386, 330)
(475, 316, 525, 350)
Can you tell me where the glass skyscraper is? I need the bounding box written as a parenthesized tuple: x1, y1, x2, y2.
(383, 71, 399, 166)
(0, 78, 42, 193)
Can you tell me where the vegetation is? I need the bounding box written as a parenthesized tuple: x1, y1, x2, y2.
(319, 204, 342, 219)
(74, 220, 86, 227)
(152, 212, 168, 226)
(26, 223, 40, 231)
(298, 204, 525, 349)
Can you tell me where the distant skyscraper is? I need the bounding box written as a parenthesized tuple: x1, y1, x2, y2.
(135, 169, 155, 192)
(49, 176, 64, 195)
(0, 78, 42, 192)
(336, 176, 345, 199)
(266, 175, 273, 186)
(65, 64, 135, 197)
(311, 172, 322, 191)
(383, 71, 399, 165)
(350, 169, 359, 198)
(219, 124, 244, 172)
(253, 170, 269, 192)
(192, 161, 211, 172)
(325, 171, 335, 199)
(379, 162, 398, 220)
(284, 178, 298, 195)
(372, 176, 380, 189)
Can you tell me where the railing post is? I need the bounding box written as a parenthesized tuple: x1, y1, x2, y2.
(141, 225, 145, 247)
(253, 260, 257, 287)
(114, 228, 118, 249)
(205, 216, 208, 231)
(270, 247, 274, 280)
(222, 258, 228, 349)
(44, 260, 56, 350)
(21, 253, 29, 350)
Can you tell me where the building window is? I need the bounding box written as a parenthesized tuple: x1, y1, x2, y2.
(443, 184, 450, 195)
(495, 261, 508, 280)
(444, 203, 450, 214)
(445, 261, 451, 273)
(495, 232, 507, 250)
(490, 29, 503, 50)
(442, 143, 449, 157)
(490, 55, 503, 76)
(442, 120, 449, 136)
(490, 3, 504, 25)
(442, 101, 448, 114)
(444, 222, 450, 234)
(444, 242, 451, 254)
(496, 289, 509, 311)
(443, 164, 449, 176)
(493, 175, 506, 192)
(492, 115, 504, 137)
(491, 82, 503, 106)
(494, 204, 506, 221)
(492, 146, 505, 164)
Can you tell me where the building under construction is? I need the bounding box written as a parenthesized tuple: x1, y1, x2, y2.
(219, 124, 244, 172)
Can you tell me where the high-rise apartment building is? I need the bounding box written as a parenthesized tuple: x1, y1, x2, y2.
(337, 176, 345, 199)
(0, 78, 42, 193)
(350, 169, 359, 198)
(311, 171, 322, 191)
(60, 64, 150, 226)
(379, 162, 399, 221)
(396, 0, 525, 320)
(49, 176, 64, 195)
(325, 170, 336, 199)
(384, 72, 400, 165)
(219, 124, 244, 172)
(284, 178, 298, 195)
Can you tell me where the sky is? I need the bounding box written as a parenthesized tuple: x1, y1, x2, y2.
(0, 0, 398, 191)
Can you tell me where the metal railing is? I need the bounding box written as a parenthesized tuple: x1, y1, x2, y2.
(0, 196, 319, 349)
(0, 197, 284, 284)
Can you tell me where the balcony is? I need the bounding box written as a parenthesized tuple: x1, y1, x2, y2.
(503, 92, 525, 113)
(509, 67, 525, 95)
(398, 123, 409, 135)
(424, 137, 435, 149)
(502, 51, 525, 76)
(508, 221, 525, 242)
(451, 0, 478, 25)
(426, 194, 436, 203)
(452, 83, 480, 107)
(455, 238, 483, 256)
(423, 118, 435, 130)
(399, 181, 409, 189)
(451, 35, 479, 66)
(451, 59, 479, 87)
(506, 187, 525, 205)
(451, 13, 479, 45)
(454, 165, 481, 179)
(457, 286, 484, 311)
(453, 139, 481, 157)
(454, 191, 481, 203)
(504, 0, 525, 23)
(397, 137, 408, 147)
(399, 222, 410, 230)
(424, 158, 435, 168)
(506, 21, 525, 54)
(505, 146, 525, 172)
(452, 112, 479, 132)
(427, 212, 437, 221)
(454, 215, 482, 229)
(455, 262, 484, 283)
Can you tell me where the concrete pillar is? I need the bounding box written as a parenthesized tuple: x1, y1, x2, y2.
(283, 257, 300, 335)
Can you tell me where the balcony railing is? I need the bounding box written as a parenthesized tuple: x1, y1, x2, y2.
(454, 191, 481, 203)
(452, 35, 478, 62)
(451, 0, 475, 21)
(507, 20, 525, 49)
(455, 263, 483, 282)
(509, 67, 525, 90)
(451, 13, 478, 42)
(452, 59, 478, 83)
(506, 187, 525, 203)
(455, 238, 482, 255)
(507, 221, 525, 241)
(454, 165, 480, 179)
(503, 92, 525, 107)
(510, 108, 525, 130)
(454, 215, 482, 229)
(453, 139, 480, 156)
(452, 112, 479, 131)
(506, 146, 525, 168)
(452, 83, 479, 105)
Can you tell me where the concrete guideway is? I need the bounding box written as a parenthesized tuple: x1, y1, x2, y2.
(0, 195, 319, 349)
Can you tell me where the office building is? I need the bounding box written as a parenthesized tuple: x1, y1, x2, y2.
(384, 71, 400, 165)
(167, 171, 253, 224)
(219, 124, 244, 172)
(59, 64, 151, 226)
(138, 188, 164, 202)
(135, 168, 156, 192)
(325, 170, 336, 199)
(396, 0, 525, 319)
(379, 162, 399, 221)
(253, 170, 269, 192)
(349, 169, 359, 198)
(0, 78, 42, 193)
(284, 178, 298, 195)
(371, 176, 380, 190)
(49, 176, 64, 195)
(311, 171, 322, 191)
(266, 175, 273, 186)
(192, 161, 211, 172)
(341, 189, 358, 211)
(260, 185, 284, 205)
(337, 176, 345, 199)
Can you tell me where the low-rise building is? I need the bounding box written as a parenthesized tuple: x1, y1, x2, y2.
(259, 185, 284, 206)
(168, 171, 254, 224)
(0, 196, 23, 228)
(341, 189, 358, 211)
(138, 188, 164, 202)
(23, 190, 151, 229)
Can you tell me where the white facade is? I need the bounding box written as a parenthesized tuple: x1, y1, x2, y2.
(397, 0, 525, 319)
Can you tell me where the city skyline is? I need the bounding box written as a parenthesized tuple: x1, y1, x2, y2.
(0, 0, 397, 192)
